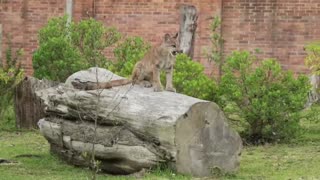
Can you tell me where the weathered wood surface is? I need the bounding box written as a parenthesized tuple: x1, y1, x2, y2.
(36, 67, 242, 177)
(14, 76, 58, 129)
(179, 5, 198, 58)
(306, 74, 320, 107)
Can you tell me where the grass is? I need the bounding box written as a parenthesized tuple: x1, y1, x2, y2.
(0, 103, 16, 131)
(0, 109, 320, 179)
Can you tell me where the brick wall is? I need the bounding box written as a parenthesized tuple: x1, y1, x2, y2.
(1, 0, 320, 76)
(0, 0, 65, 75)
(222, 0, 320, 73)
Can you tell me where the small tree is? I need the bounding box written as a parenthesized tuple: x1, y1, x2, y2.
(218, 51, 309, 144)
(207, 16, 224, 81)
(0, 43, 24, 121)
(33, 16, 121, 82)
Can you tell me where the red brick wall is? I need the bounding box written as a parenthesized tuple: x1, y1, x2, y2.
(0, 0, 66, 75)
(1, 0, 320, 75)
(222, 0, 320, 73)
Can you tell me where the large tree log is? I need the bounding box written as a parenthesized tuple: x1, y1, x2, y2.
(36, 67, 242, 177)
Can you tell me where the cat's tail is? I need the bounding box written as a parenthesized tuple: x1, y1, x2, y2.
(71, 78, 132, 90)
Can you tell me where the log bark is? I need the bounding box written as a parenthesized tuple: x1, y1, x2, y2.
(179, 5, 198, 58)
(36, 67, 242, 177)
(14, 76, 58, 129)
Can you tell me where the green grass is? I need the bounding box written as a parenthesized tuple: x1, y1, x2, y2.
(0, 117, 320, 179)
(0, 104, 16, 131)
(231, 121, 320, 180)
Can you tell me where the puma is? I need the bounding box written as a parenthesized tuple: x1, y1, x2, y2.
(72, 33, 182, 92)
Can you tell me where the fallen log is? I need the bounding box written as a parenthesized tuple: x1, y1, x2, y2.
(36, 67, 242, 177)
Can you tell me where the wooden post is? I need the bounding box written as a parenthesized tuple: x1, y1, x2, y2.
(14, 76, 58, 129)
(66, 0, 73, 23)
(0, 24, 2, 63)
(179, 5, 198, 58)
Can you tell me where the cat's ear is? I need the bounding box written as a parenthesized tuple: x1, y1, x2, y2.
(164, 33, 171, 42)
(173, 32, 179, 39)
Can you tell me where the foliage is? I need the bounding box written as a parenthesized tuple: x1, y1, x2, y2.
(33, 16, 121, 82)
(218, 51, 309, 144)
(170, 54, 217, 100)
(111, 36, 150, 77)
(305, 41, 320, 75)
(0, 105, 16, 131)
(72, 18, 121, 67)
(0, 44, 24, 122)
(33, 16, 82, 82)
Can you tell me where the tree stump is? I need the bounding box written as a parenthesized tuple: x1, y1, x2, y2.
(36, 67, 242, 177)
(179, 5, 198, 58)
(14, 76, 58, 129)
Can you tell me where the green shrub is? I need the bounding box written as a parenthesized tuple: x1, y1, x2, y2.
(33, 16, 82, 82)
(305, 41, 320, 74)
(111, 36, 150, 77)
(72, 18, 121, 67)
(218, 51, 309, 144)
(33, 16, 121, 82)
(0, 44, 24, 124)
(167, 54, 217, 100)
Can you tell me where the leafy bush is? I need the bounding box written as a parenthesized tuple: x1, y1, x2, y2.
(33, 16, 121, 82)
(218, 51, 309, 144)
(33, 16, 82, 81)
(305, 41, 320, 74)
(0, 45, 24, 123)
(111, 36, 150, 77)
(172, 54, 217, 100)
(72, 18, 121, 67)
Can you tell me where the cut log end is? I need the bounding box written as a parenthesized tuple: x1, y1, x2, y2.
(176, 102, 242, 176)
